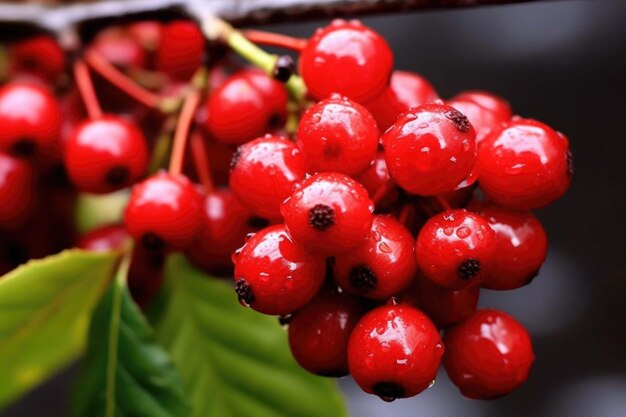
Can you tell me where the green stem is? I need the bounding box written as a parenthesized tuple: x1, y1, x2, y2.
(148, 117, 176, 174)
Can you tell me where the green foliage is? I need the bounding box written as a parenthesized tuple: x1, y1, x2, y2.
(74, 190, 129, 233)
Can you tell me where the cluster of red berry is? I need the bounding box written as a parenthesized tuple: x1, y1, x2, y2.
(0, 17, 572, 402)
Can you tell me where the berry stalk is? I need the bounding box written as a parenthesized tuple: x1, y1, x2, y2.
(73, 59, 103, 119)
(168, 90, 201, 177)
(190, 131, 214, 192)
(243, 30, 307, 52)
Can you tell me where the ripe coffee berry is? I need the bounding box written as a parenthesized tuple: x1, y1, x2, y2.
(288, 289, 362, 377)
(9, 35, 65, 84)
(230, 135, 305, 220)
(443, 309, 534, 399)
(124, 171, 202, 250)
(281, 172, 374, 254)
(382, 103, 477, 196)
(334, 215, 416, 299)
(299, 20, 393, 102)
(157, 20, 205, 80)
(365, 70, 440, 131)
(0, 82, 61, 160)
(416, 209, 497, 290)
(0, 152, 35, 228)
(232, 224, 325, 315)
(447, 90, 512, 144)
(348, 304, 443, 401)
(297, 94, 379, 176)
(470, 202, 548, 290)
(206, 69, 288, 145)
(478, 118, 572, 209)
(64, 115, 149, 194)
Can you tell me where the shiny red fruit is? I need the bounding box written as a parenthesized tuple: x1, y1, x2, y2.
(64, 115, 148, 194)
(288, 289, 362, 377)
(478, 118, 572, 209)
(348, 304, 443, 401)
(443, 309, 534, 399)
(157, 20, 205, 80)
(334, 215, 416, 299)
(77, 224, 128, 251)
(416, 209, 497, 290)
(365, 70, 439, 131)
(470, 202, 548, 290)
(382, 103, 477, 196)
(9, 35, 65, 84)
(124, 172, 202, 250)
(233, 224, 325, 315)
(230, 135, 305, 220)
(354, 152, 399, 209)
(90, 28, 147, 69)
(0, 152, 36, 228)
(448, 90, 512, 144)
(297, 94, 379, 175)
(206, 69, 288, 145)
(281, 172, 374, 254)
(0, 82, 61, 160)
(299, 20, 393, 102)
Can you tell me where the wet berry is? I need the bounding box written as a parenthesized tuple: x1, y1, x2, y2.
(448, 90, 512, 144)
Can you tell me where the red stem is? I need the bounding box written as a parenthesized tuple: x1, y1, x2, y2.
(371, 182, 392, 207)
(243, 29, 307, 52)
(398, 203, 412, 226)
(190, 130, 214, 192)
(73, 60, 102, 119)
(169, 90, 201, 177)
(435, 194, 452, 211)
(85, 50, 161, 109)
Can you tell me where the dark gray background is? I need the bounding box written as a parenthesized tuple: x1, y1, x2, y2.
(4, 0, 626, 416)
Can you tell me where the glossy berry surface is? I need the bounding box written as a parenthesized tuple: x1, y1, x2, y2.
(297, 94, 379, 175)
(281, 172, 374, 254)
(382, 103, 477, 196)
(124, 171, 202, 250)
(478, 118, 572, 209)
(288, 290, 362, 377)
(355, 153, 399, 209)
(157, 20, 205, 80)
(448, 90, 512, 144)
(0, 82, 61, 160)
(77, 224, 128, 251)
(416, 209, 497, 290)
(443, 309, 534, 399)
(334, 215, 416, 299)
(348, 304, 443, 401)
(9, 35, 65, 84)
(299, 20, 393, 102)
(206, 69, 288, 145)
(0, 152, 35, 228)
(232, 224, 325, 315)
(64, 115, 149, 194)
(230, 135, 305, 220)
(471, 202, 548, 290)
(365, 70, 440, 131)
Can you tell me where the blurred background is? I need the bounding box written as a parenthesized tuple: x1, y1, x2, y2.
(3, 0, 626, 416)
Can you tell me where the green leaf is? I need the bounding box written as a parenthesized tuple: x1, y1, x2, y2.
(69, 260, 190, 417)
(74, 190, 129, 233)
(0, 249, 120, 407)
(151, 255, 348, 417)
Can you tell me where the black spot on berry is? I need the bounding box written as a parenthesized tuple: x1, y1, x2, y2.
(11, 139, 37, 157)
(349, 265, 377, 292)
(247, 216, 270, 229)
(373, 382, 404, 402)
(235, 278, 255, 306)
(459, 258, 481, 280)
(566, 150, 574, 178)
(308, 204, 335, 231)
(141, 232, 166, 251)
(444, 109, 471, 133)
(105, 166, 130, 187)
(230, 147, 242, 171)
(272, 55, 295, 83)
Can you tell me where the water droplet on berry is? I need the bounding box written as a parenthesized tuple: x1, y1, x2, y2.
(450, 156, 457, 163)
(443, 227, 454, 236)
(418, 122, 429, 129)
(372, 230, 381, 241)
(378, 242, 391, 253)
(245, 232, 255, 241)
(456, 226, 470, 239)
(421, 146, 430, 153)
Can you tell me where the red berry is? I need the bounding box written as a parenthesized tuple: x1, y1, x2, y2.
(0, 152, 36, 228)
(348, 304, 443, 401)
(64, 115, 149, 194)
(127, 246, 165, 308)
(299, 20, 393, 102)
(402, 275, 480, 328)
(77, 224, 128, 251)
(90, 27, 147, 69)
(448, 90, 512, 144)
(354, 152, 399, 209)
(157, 20, 205, 80)
(470, 202, 548, 290)
(230, 135, 305, 220)
(9, 36, 65, 84)
(297, 94, 379, 175)
(334, 215, 416, 299)
(281, 172, 374, 254)
(124, 171, 202, 250)
(382, 103, 477, 196)
(288, 289, 362, 377)
(0, 82, 61, 160)
(365, 70, 439, 131)
(128, 21, 162, 51)
(233, 224, 325, 315)
(478, 118, 572, 209)
(206, 69, 288, 145)
(416, 209, 497, 290)
(443, 309, 534, 399)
